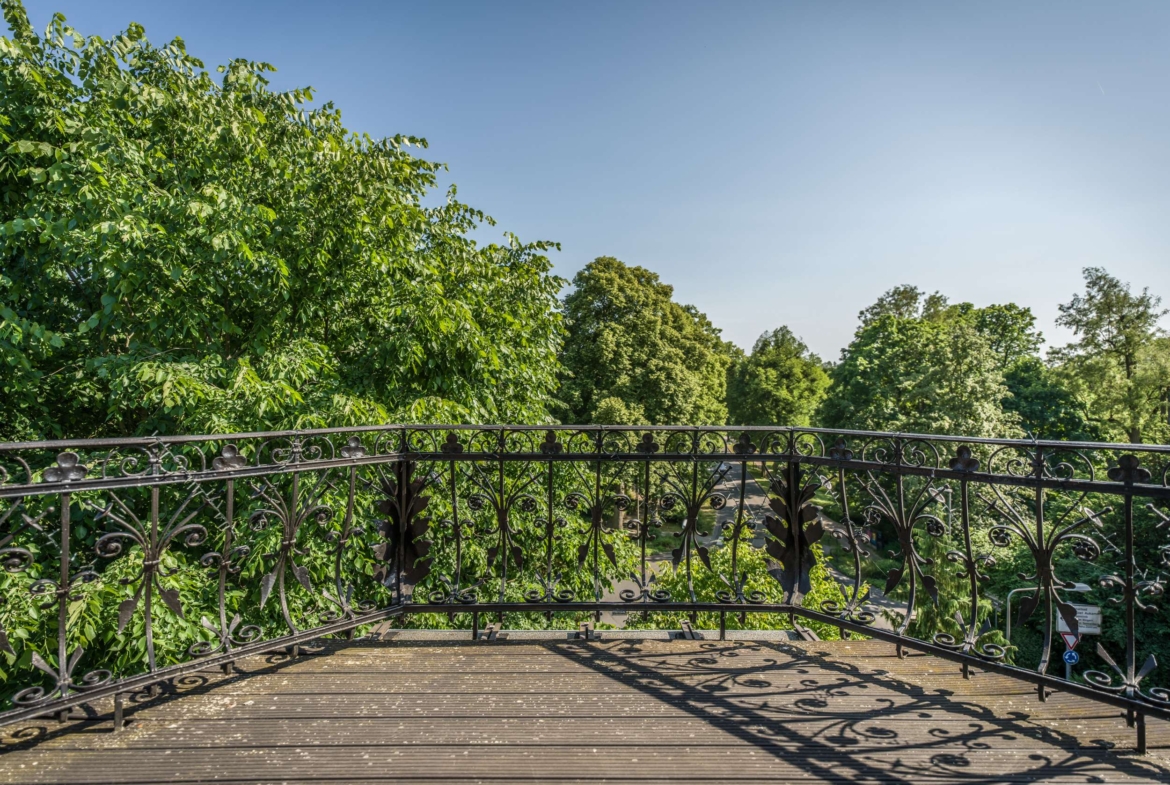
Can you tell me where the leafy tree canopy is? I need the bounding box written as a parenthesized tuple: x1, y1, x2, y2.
(1050, 268, 1169, 444)
(857, 284, 950, 328)
(1002, 357, 1102, 442)
(0, 1, 564, 440)
(557, 256, 733, 425)
(727, 326, 829, 426)
(820, 286, 1024, 437)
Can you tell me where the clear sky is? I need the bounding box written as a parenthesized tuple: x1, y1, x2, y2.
(22, 0, 1170, 359)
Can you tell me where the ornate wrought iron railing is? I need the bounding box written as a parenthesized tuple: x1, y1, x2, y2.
(1, 426, 1169, 748)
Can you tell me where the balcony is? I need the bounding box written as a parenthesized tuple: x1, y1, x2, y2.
(1, 425, 1169, 782)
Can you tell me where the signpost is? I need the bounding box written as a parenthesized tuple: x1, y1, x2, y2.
(1057, 604, 1102, 635)
(1057, 605, 1099, 680)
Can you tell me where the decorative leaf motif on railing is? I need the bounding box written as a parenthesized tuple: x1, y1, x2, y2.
(372, 461, 432, 599)
(212, 444, 249, 471)
(6, 463, 108, 707)
(619, 434, 671, 603)
(1099, 568, 1165, 614)
(190, 445, 260, 656)
(986, 505, 1106, 629)
(1084, 643, 1168, 708)
(763, 464, 822, 605)
(565, 483, 629, 601)
(321, 451, 376, 622)
(854, 439, 944, 635)
(249, 470, 334, 633)
(422, 451, 482, 606)
(426, 517, 483, 605)
(43, 452, 87, 483)
(91, 486, 209, 669)
(711, 434, 763, 605)
(192, 537, 256, 651)
(932, 447, 1005, 661)
(1087, 455, 1168, 708)
(655, 432, 729, 602)
(620, 511, 671, 603)
(982, 446, 1108, 673)
(465, 433, 542, 603)
(820, 439, 875, 628)
(527, 437, 575, 604)
(14, 649, 110, 708)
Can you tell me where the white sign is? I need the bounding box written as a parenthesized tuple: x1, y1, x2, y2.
(1057, 603, 1102, 635)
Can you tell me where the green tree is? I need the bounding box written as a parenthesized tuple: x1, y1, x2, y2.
(557, 257, 733, 425)
(962, 301, 1099, 440)
(1050, 268, 1169, 444)
(727, 326, 829, 426)
(970, 303, 1043, 367)
(1002, 357, 1101, 441)
(857, 284, 949, 327)
(820, 290, 1019, 437)
(0, 2, 564, 440)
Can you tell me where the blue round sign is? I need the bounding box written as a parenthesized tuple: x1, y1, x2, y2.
(1063, 649, 1080, 665)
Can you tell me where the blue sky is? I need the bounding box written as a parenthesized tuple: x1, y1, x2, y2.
(22, 0, 1170, 359)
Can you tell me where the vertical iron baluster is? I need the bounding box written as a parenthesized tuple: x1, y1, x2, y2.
(145, 487, 158, 672)
(451, 458, 463, 591)
(396, 430, 408, 606)
(56, 491, 70, 719)
(640, 458, 650, 602)
(786, 459, 801, 628)
(497, 432, 507, 614)
(1123, 480, 1137, 725)
(730, 458, 746, 597)
(221, 480, 234, 653)
(821, 438, 876, 637)
(284, 470, 300, 634)
(688, 452, 699, 617)
(545, 461, 554, 582)
(592, 452, 603, 606)
(722, 431, 762, 625)
(928, 445, 1000, 675)
(728, 456, 747, 634)
(837, 464, 857, 638)
(959, 476, 974, 679)
(1087, 455, 1157, 751)
(1033, 449, 1052, 689)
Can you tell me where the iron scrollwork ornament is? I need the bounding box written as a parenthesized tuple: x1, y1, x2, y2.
(983, 447, 1108, 673)
(249, 469, 335, 633)
(932, 447, 1005, 661)
(820, 439, 876, 628)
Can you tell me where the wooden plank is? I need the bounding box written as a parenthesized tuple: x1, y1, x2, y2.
(1, 638, 1167, 784)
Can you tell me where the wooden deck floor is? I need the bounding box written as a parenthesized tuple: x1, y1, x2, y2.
(2, 634, 1169, 784)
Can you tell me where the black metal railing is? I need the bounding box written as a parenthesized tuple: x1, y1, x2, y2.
(1, 426, 1168, 748)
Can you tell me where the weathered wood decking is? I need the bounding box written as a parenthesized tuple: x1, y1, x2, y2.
(2, 633, 1168, 783)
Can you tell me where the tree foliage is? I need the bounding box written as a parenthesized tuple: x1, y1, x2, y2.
(557, 256, 732, 425)
(727, 326, 829, 426)
(819, 289, 1020, 437)
(0, 1, 564, 440)
(1050, 267, 1169, 444)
